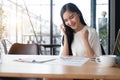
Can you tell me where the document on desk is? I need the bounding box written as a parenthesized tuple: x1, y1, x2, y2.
(59, 56, 89, 66)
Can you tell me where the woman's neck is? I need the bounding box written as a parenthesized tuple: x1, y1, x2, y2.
(74, 24, 85, 32)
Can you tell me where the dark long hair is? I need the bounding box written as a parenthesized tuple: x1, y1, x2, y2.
(60, 3, 87, 55)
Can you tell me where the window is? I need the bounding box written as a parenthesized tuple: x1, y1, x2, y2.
(96, 0, 109, 54)
(0, 0, 109, 55)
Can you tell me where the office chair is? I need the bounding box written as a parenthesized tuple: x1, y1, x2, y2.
(8, 43, 39, 55)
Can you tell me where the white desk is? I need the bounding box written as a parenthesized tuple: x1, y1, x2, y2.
(0, 55, 120, 80)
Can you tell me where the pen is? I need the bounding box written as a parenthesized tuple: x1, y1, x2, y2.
(32, 58, 56, 63)
(89, 58, 96, 61)
(14, 58, 57, 63)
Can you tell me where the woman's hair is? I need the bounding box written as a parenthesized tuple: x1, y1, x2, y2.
(60, 3, 87, 55)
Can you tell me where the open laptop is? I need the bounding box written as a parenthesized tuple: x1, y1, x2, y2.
(112, 29, 120, 55)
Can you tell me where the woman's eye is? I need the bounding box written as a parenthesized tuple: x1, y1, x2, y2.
(69, 15, 74, 19)
(64, 19, 68, 23)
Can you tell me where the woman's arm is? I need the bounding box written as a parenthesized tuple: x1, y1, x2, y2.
(61, 35, 70, 56)
(60, 24, 69, 56)
(83, 38, 95, 57)
(80, 28, 95, 58)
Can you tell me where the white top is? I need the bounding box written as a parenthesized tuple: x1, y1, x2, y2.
(60, 26, 102, 57)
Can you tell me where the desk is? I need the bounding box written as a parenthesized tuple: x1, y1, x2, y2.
(39, 44, 61, 55)
(0, 55, 120, 80)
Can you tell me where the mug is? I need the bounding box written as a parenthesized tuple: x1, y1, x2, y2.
(95, 55, 116, 67)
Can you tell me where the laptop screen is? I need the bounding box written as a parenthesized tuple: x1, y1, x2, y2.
(112, 29, 120, 55)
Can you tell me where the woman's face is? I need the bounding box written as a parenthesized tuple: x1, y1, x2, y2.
(63, 10, 81, 31)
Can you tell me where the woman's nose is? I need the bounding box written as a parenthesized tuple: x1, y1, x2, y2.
(67, 20, 72, 26)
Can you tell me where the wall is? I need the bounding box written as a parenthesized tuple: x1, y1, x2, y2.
(115, 0, 120, 36)
(109, 0, 120, 54)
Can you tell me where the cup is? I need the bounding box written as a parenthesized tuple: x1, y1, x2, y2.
(95, 55, 116, 67)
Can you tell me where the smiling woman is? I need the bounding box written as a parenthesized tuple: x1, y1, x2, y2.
(60, 3, 102, 57)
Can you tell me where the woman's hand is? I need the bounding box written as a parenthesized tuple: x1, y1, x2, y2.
(60, 24, 66, 35)
(80, 27, 89, 41)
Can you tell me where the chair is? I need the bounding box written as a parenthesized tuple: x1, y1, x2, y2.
(100, 44, 106, 55)
(8, 43, 39, 55)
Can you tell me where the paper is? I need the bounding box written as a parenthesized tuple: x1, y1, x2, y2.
(13, 56, 89, 66)
(59, 56, 89, 66)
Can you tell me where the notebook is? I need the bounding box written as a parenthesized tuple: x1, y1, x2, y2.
(112, 29, 120, 55)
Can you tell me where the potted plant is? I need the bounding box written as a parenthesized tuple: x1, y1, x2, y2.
(0, 6, 5, 39)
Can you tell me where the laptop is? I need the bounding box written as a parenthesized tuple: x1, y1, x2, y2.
(112, 29, 120, 55)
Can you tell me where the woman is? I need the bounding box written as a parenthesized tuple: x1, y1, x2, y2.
(44, 3, 102, 80)
(60, 3, 102, 57)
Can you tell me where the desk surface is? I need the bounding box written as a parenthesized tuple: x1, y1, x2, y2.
(0, 55, 120, 79)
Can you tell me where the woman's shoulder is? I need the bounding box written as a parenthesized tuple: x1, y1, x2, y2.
(85, 25, 96, 33)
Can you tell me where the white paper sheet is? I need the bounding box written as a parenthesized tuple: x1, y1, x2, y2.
(59, 56, 89, 66)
